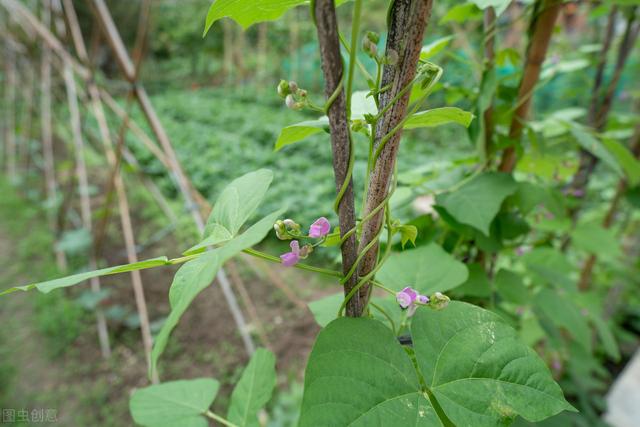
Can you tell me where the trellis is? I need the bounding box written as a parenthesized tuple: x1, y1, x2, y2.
(0, 0, 288, 383)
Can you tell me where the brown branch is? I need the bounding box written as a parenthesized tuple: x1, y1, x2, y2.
(356, 0, 433, 315)
(499, 0, 562, 172)
(313, 0, 360, 316)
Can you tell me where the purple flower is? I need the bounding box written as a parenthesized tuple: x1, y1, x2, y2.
(280, 240, 301, 267)
(309, 217, 331, 238)
(396, 287, 431, 316)
(396, 287, 417, 308)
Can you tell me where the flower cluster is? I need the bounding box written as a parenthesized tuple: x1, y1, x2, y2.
(276, 217, 331, 267)
(396, 287, 450, 316)
(277, 80, 308, 111)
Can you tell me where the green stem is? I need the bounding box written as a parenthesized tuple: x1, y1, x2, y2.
(243, 248, 342, 278)
(345, 0, 363, 120)
(370, 301, 396, 334)
(204, 410, 238, 427)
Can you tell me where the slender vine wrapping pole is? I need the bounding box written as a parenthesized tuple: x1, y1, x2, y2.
(313, 0, 360, 316)
(356, 0, 433, 315)
(498, 0, 562, 173)
(482, 6, 497, 162)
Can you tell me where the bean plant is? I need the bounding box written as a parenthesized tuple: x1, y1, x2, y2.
(4, 0, 639, 426)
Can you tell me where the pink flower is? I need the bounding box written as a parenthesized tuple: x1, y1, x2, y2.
(280, 240, 300, 267)
(309, 217, 331, 238)
(396, 287, 417, 308)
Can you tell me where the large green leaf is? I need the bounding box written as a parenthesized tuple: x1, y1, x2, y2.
(204, 0, 351, 32)
(299, 317, 442, 426)
(377, 243, 469, 295)
(0, 256, 169, 296)
(522, 248, 574, 291)
(494, 269, 529, 305)
(601, 137, 640, 186)
(186, 169, 274, 254)
(412, 302, 576, 426)
(227, 348, 277, 427)
(130, 378, 219, 427)
(436, 172, 517, 235)
(567, 122, 623, 177)
(274, 118, 328, 151)
(571, 223, 621, 260)
(533, 289, 591, 353)
(404, 107, 474, 130)
(300, 303, 574, 426)
(151, 209, 284, 377)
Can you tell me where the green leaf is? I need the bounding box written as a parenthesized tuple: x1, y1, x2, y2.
(398, 224, 418, 248)
(152, 209, 284, 377)
(307, 293, 343, 327)
(495, 269, 530, 305)
(130, 378, 219, 427)
(469, 0, 512, 15)
(455, 263, 491, 297)
(566, 122, 623, 177)
(412, 302, 576, 426)
(437, 172, 517, 235)
(533, 289, 591, 353)
(0, 257, 170, 296)
(571, 223, 621, 260)
(601, 137, 640, 186)
(186, 169, 274, 254)
(522, 247, 574, 290)
(300, 303, 574, 427)
(420, 36, 454, 60)
(440, 3, 482, 24)
(227, 348, 277, 427)
(404, 107, 474, 130)
(274, 118, 328, 151)
(299, 317, 442, 426)
(377, 243, 468, 295)
(204, 0, 351, 32)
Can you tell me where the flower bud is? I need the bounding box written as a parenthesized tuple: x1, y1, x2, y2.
(277, 80, 291, 99)
(288, 81, 298, 93)
(283, 219, 301, 235)
(429, 292, 450, 310)
(365, 31, 379, 44)
(274, 220, 290, 240)
(299, 244, 314, 259)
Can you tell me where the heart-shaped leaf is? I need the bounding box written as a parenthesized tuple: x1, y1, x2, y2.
(130, 378, 219, 427)
(376, 243, 468, 295)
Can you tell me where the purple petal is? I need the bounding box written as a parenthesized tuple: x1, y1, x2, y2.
(396, 287, 418, 308)
(280, 252, 300, 267)
(290, 240, 300, 255)
(417, 295, 429, 304)
(309, 217, 331, 238)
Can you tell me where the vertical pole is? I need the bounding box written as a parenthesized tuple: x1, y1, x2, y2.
(62, 56, 112, 359)
(40, 0, 67, 271)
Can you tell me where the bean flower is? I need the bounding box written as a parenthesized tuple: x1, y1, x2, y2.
(396, 286, 430, 317)
(280, 240, 301, 267)
(309, 217, 330, 238)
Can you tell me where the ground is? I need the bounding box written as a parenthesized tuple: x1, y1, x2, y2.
(0, 181, 330, 426)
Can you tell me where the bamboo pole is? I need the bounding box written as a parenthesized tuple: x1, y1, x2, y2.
(88, 0, 256, 356)
(62, 60, 111, 359)
(4, 45, 16, 181)
(40, 1, 67, 271)
(498, 0, 562, 172)
(60, 0, 157, 383)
